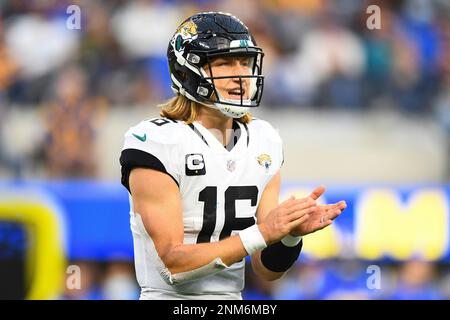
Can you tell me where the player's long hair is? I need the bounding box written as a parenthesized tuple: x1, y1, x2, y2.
(159, 95, 251, 124)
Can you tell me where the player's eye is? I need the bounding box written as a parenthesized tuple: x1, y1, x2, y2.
(240, 59, 250, 66)
(212, 59, 228, 67)
(240, 58, 253, 68)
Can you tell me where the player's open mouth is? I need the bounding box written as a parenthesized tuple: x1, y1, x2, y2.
(227, 88, 246, 99)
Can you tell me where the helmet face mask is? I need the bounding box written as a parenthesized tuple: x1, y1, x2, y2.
(167, 12, 265, 118)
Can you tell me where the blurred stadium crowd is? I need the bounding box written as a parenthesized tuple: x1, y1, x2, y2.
(1, 0, 449, 178)
(1, 0, 450, 300)
(59, 258, 450, 300)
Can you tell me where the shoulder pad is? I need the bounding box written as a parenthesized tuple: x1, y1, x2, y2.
(125, 118, 184, 146)
(249, 119, 282, 144)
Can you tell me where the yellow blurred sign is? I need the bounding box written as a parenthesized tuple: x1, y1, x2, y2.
(0, 198, 66, 299)
(281, 187, 449, 260)
(355, 189, 448, 260)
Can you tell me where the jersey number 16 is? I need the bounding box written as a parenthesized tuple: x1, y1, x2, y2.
(197, 186, 258, 243)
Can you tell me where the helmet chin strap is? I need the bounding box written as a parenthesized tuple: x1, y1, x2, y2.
(214, 103, 249, 118)
(214, 88, 252, 118)
(197, 100, 249, 118)
(212, 92, 251, 118)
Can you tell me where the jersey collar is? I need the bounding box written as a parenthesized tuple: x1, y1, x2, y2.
(190, 120, 249, 154)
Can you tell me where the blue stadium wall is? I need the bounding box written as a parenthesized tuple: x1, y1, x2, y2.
(0, 181, 448, 262)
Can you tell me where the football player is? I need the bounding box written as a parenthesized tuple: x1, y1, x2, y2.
(120, 12, 346, 300)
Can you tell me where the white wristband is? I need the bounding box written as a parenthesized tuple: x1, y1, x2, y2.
(239, 224, 267, 256)
(281, 234, 303, 247)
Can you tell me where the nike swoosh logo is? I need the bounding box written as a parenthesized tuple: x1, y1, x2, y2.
(132, 133, 147, 142)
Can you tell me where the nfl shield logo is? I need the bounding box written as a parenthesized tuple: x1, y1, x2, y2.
(227, 159, 236, 172)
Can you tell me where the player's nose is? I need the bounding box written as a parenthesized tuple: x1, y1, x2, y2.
(231, 60, 250, 75)
(230, 64, 249, 84)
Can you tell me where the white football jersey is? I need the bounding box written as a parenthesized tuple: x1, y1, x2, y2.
(120, 117, 283, 300)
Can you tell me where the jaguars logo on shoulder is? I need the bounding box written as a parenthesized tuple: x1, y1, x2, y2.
(256, 154, 272, 173)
